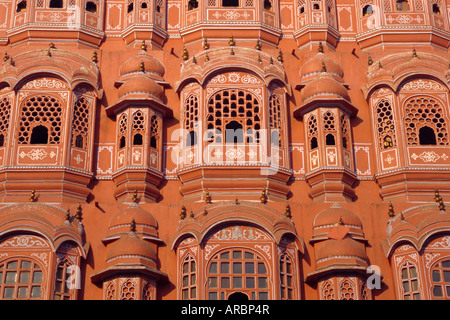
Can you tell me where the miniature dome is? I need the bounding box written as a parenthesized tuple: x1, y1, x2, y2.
(300, 53, 344, 79)
(301, 75, 349, 102)
(105, 231, 157, 267)
(118, 74, 164, 102)
(316, 237, 368, 264)
(109, 202, 158, 231)
(119, 50, 165, 80)
(313, 203, 362, 229)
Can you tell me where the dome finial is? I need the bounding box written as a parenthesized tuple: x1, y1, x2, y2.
(130, 218, 136, 232)
(29, 189, 36, 202)
(388, 202, 395, 218)
(141, 40, 147, 51)
(318, 42, 324, 53)
(203, 38, 209, 50)
(368, 53, 373, 66)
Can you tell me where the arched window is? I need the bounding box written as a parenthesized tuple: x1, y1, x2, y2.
(431, 259, 450, 299)
(396, 0, 409, 11)
(326, 133, 335, 145)
(186, 131, 197, 147)
(150, 114, 160, 149)
(49, 0, 64, 8)
(72, 97, 91, 150)
(400, 261, 420, 300)
(225, 121, 243, 144)
(53, 260, 71, 300)
(86, 1, 97, 13)
(127, 1, 134, 13)
(279, 253, 294, 300)
(181, 254, 197, 300)
(339, 279, 355, 300)
(404, 96, 448, 146)
(0, 96, 11, 147)
(133, 133, 143, 145)
(16, 0, 27, 12)
(206, 89, 261, 144)
(269, 94, 283, 148)
(362, 4, 373, 15)
(118, 114, 128, 149)
(375, 99, 396, 149)
(206, 249, 269, 300)
(30, 125, 49, 144)
(184, 94, 199, 146)
(419, 126, 437, 145)
(188, 0, 199, 10)
(264, 0, 272, 10)
(310, 137, 318, 149)
(132, 111, 145, 146)
(0, 258, 43, 299)
(19, 95, 62, 145)
(433, 3, 441, 14)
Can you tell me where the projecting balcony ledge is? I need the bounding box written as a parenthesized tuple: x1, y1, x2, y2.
(6, 24, 105, 46)
(177, 164, 292, 202)
(0, 166, 93, 203)
(355, 25, 450, 49)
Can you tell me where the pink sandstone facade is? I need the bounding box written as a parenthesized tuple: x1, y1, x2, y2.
(0, 0, 449, 300)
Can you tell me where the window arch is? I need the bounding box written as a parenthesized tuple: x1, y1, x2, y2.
(18, 95, 62, 145)
(269, 94, 283, 148)
(431, 258, 450, 299)
(0, 258, 44, 299)
(184, 94, 199, 147)
(206, 89, 261, 144)
(0, 96, 11, 147)
(72, 97, 91, 150)
(206, 248, 269, 300)
(181, 254, 197, 300)
(132, 110, 145, 146)
(375, 99, 397, 149)
(150, 114, 160, 149)
(404, 96, 448, 146)
(400, 260, 420, 300)
(362, 4, 373, 15)
(279, 253, 294, 300)
(118, 114, 128, 149)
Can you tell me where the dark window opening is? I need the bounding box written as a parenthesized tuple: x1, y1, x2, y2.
(86, 1, 97, 13)
(419, 126, 437, 145)
(133, 133, 143, 145)
(271, 130, 281, 147)
(150, 136, 157, 149)
(363, 4, 373, 15)
(396, 0, 409, 11)
(310, 137, 318, 150)
(30, 125, 49, 144)
(313, 3, 320, 9)
(49, 0, 63, 8)
(119, 136, 126, 149)
(228, 292, 249, 300)
(141, 2, 148, 8)
(222, 0, 239, 7)
(16, 0, 27, 12)
(186, 131, 197, 147)
(156, 5, 161, 12)
(342, 137, 347, 149)
(225, 121, 243, 143)
(264, 0, 272, 10)
(299, 6, 305, 13)
(188, 0, 198, 10)
(127, 2, 134, 13)
(0, 134, 4, 147)
(75, 134, 84, 149)
(433, 3, 441, 14)
(326, 133, 335, 146)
